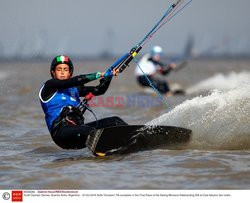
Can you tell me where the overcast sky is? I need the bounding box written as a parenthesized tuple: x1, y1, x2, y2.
(0, 0, 250, 57)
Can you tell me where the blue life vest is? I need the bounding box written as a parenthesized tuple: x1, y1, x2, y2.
(39, 85, 80, 131)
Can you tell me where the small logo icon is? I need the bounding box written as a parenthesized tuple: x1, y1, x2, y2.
(12, 191, 23, 202)
(2, 192, 10, 200)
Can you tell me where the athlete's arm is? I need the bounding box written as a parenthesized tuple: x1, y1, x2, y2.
(157, 66, 172, 75)
(78, 77, 112, 97)
(148, 57, 175, 76)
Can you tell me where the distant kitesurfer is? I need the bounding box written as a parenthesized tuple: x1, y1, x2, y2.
(39, 55, 128, 149)
(134, 46, 178, 97)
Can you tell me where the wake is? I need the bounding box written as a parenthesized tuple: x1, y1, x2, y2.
(186, 71, 250, 94)
(147, 83, 250, 150)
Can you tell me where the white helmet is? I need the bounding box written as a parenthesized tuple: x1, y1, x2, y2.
(150, 46, 163, 56)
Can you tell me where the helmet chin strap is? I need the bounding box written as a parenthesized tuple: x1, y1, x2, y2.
(51, 70, 55, 78)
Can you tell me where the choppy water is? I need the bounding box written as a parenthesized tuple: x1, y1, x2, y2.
(0, 58, 250, 189)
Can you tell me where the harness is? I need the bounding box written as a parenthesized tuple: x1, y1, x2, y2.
(51, 92, 96, 134)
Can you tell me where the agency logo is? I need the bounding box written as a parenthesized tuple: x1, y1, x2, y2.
(87, 95, 164, 108)
(12, 191, 23, 202)
(2, 192, 10, 200)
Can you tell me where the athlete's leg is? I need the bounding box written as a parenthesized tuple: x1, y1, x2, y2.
(150, 77, 170, 94)
(137, 75, 152, 87)
(52, 125, 95, 149)
(137, 75, 170, 94)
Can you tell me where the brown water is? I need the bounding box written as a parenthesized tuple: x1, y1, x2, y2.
(0, 58, 250, 189)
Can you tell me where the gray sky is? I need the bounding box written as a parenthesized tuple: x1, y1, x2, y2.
(0, 0, 250, 57)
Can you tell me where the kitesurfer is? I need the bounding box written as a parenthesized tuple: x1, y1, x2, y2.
(134, 46, 177, 96)
(39, 55, 128, 149)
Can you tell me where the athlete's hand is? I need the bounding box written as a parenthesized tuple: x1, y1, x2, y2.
(169, 63, 177, 69)
(102, 68, 119, 77)
(112, 68, 119, 76)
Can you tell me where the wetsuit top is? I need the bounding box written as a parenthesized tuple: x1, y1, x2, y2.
(39, 72, 112, 132)
(134, 54, 172, 76)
